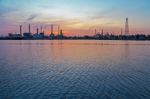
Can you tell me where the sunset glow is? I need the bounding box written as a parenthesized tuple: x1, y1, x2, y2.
(0, 0, 150, 36)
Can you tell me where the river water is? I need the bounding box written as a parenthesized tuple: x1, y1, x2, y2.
(0, 40, 150, 99)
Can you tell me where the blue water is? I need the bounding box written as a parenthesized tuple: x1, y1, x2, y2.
(0, 40, 150, 99)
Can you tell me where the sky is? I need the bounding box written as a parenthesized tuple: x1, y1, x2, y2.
(0, 0, 150, 36)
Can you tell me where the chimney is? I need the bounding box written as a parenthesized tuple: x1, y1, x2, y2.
(60, 29, 62, 35)
(101, 29, 104, 35)
(20, 25, 22, 36)
(37, 28, 39, 34)
(29, 24, 31, 33)
(121, 28, 123, 35)
(95, 29, 97, 35)
(41, 26, 43, 33)
(58, 25, 60, 35)
(51, 24, 53, 34)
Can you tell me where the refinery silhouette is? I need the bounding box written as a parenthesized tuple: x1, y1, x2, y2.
(0, 18, 150, 40)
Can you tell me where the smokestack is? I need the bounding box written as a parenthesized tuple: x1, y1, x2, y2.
(20, 25, 22, 36)
(126, 17, 128, 22)
(125, 17, 129, 35)
(58, 25, 60, 35)
(60, 29, 63, 35)
(51, 24, 53, 34)
(37, 28, 39, 34)
(101, 29, 104, 35)
(29, 24, 31, 33)
(121, 28, 123, 35)
(41, 26, 43, 33)
(95, 29, 97, 35)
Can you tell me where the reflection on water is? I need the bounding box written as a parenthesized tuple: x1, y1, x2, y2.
(0, 40, 150, 99)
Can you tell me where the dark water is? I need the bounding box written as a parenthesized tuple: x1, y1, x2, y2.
(0, 40, 150, 99)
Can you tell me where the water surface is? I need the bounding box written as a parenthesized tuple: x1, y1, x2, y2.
(0, 40, 150, 99)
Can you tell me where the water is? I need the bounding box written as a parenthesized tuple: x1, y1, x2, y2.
(0, 40, 150, 99)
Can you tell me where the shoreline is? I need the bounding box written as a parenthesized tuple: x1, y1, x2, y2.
(0, 39, 150, 41)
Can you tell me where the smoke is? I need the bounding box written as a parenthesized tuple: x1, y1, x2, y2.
(26, 14, 39, 22)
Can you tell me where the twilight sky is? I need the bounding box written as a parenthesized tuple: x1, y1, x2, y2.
(0, 0, 150, 36)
